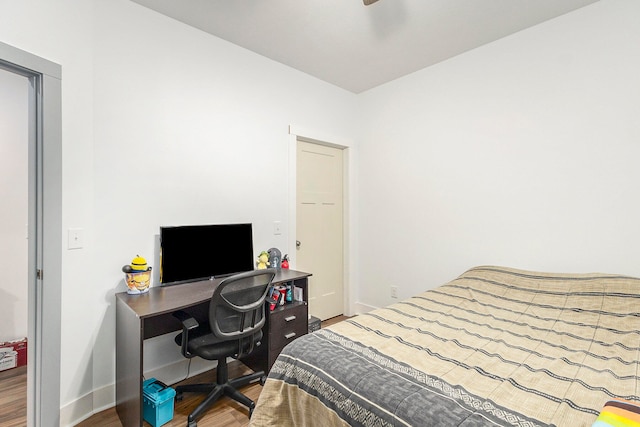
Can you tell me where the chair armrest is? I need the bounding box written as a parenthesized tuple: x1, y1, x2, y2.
(173, 310, 199, 358)
(173, 310, 199, 330)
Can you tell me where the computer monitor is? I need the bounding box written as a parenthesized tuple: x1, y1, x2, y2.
(159, 223, 254, 285)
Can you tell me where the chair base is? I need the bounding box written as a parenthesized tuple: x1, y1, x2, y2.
(175, 365, 264, 426)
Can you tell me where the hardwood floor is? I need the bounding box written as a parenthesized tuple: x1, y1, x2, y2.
(1, 315, 348, 426)
(0, 366, 27, 427)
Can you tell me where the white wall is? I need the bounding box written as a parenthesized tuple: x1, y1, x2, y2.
(0, 69, 28, 343)
(1, 0, 358, 424)
(356, 0, 640, 308)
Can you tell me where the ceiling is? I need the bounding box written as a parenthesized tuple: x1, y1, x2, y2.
(130, 0, 599, 94)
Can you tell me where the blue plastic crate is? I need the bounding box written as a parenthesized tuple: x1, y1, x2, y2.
(143, 378, 176, 427)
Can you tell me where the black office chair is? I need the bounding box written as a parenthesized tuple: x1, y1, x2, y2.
(172, 268, 276, 427)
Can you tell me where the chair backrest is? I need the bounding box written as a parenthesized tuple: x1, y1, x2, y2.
(209, 268, 276, 343)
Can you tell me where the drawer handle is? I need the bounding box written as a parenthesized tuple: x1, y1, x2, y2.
(284, 332, 296, 339)
(284, 316, 297, 322)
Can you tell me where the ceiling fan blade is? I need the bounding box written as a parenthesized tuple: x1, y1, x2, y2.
(363, 0, 380, 5)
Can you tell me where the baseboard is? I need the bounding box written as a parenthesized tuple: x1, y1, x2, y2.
(60, 391, 93, 427)
(61, 358, 218, 426)
(351, 301, 378, 315)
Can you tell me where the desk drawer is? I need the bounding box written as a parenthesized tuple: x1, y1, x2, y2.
(269, 303, 307, 352)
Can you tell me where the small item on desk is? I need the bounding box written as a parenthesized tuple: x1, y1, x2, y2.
(123, 255, 152, 294)
(130, 255, 148, 271)
(256, 251, 269, 269)
(278, 286, 287, 305)
(281, 254, 289, 269)
(269, 287, 279, 311)
(268, 247, 282, 269)
(286, 282, 293, 302)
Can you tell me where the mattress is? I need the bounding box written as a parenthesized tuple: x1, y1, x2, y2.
(250, 266, 640, 426)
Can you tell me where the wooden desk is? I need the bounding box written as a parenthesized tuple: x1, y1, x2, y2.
(115, 269, 311, 426)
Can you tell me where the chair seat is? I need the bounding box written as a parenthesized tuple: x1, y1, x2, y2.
(175, 328, 263, 361)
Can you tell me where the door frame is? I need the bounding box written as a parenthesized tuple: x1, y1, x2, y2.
(0, 41, 62, 427)
(287, 125, 355, 317)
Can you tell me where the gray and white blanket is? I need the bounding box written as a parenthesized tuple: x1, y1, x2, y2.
(250, 266, 640, 427)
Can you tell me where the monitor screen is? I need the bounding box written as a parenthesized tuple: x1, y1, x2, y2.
(160, 223, 254, 285)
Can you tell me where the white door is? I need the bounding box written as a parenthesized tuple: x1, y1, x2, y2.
(296, 140, 344, 321)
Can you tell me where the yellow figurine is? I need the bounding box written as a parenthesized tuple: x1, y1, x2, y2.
(256, 251, 269, 269)
(130, 255, 148, 271)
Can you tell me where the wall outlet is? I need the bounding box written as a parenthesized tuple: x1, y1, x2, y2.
(273, 221, 282, 235)
(390, 286, 398, 299)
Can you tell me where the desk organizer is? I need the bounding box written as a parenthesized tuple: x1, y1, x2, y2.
(142, 378, 176, 427)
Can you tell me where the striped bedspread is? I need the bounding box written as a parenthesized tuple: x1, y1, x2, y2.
(250, 266, 640, 427)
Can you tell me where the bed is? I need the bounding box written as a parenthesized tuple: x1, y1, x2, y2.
(249, 266, 640, 426)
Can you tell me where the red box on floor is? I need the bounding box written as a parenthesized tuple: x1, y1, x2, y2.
(0, 338, 27, 372)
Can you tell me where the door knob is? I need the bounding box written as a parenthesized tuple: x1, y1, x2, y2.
(296, 240, 301, 249)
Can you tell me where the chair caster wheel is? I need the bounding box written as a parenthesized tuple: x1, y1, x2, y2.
(175, 392, 184, 401)
(187, 421, 197, 427)
(249, 402, 256, 418)
(260, 375, 267, 386)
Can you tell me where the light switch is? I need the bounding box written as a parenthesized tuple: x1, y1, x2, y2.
(68, 228, 84, 250)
